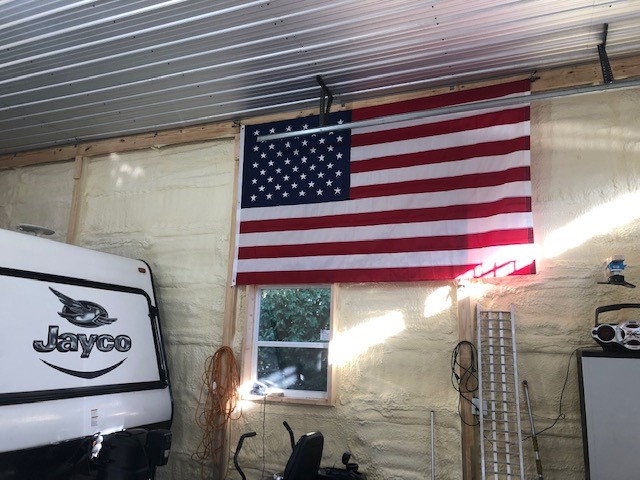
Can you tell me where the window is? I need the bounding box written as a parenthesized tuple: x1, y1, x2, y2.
(242, 285, 334, 403)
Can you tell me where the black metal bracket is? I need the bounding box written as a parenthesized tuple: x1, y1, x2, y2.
(598, 23, 614, 84)
(316, 75, 334, 126)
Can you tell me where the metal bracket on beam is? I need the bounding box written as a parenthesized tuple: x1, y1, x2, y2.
(316, 75, 334, 126)
(598, 23, 614, 84)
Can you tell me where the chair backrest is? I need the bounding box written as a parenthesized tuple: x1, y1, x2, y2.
(283, 431, 324, 480)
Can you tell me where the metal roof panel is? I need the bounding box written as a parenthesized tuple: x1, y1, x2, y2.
(1, 0, 639, 154)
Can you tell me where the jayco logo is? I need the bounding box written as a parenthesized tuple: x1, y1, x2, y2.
(32, 288, 131, 379)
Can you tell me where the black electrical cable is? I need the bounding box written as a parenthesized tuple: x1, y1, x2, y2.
(262, 394, 267, 479)
(521, 348, 582, 441)
(451, 341, 479, 426)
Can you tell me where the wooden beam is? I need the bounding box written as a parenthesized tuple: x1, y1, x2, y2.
(65, 155, 85, 245)
(2, 54, 640, 171)
(239, 284, 256, 389)
(457, 286, 477, 480)
(0, 121, 239, 170)
(533, 54, 640, 92)
(213, 134, 242, 480)
(221, 134, 241, 348)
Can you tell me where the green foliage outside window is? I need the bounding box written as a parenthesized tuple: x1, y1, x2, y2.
(257, 287, 331, 392)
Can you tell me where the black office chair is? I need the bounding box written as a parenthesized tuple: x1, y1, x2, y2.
(283, 430, 324, 480)
(234, 422, 324, 480)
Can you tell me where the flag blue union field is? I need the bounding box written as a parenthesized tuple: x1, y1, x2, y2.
(234, 80, 535, 285)
(240, 112, 352, 209)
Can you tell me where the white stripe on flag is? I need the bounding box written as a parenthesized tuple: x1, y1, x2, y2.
(238, 212, 533, 248)
(351, 150, 530, 188)
(350, 122, 529, 162)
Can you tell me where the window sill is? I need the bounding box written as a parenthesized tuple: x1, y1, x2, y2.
(241, 393, 333, 407)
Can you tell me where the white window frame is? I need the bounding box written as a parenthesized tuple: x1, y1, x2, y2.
(241, 284, 336, 405)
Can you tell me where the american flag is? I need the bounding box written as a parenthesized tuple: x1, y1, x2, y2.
(233, 80, 535, 285)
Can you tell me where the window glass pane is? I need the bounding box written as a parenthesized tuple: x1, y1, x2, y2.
(258, 287, 330, 342)
(257, 347, 328, 392)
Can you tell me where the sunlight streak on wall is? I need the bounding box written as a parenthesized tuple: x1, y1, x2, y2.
(329, 311, 405, 366)
(456, 280, 494, 301)
(543, 190, 640, 258)
(423, 286, 453, 318)
(237, 396, 259, 412)
(456, 244, 537, 280)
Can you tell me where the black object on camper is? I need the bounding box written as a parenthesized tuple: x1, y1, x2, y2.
(96, 429, 172, 480)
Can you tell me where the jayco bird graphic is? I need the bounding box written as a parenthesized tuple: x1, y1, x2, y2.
(49, 287, 117, 327)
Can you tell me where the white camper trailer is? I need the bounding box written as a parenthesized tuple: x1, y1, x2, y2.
(0, 228, 172, 479)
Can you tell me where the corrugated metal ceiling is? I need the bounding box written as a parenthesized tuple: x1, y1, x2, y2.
(1, 0, 639, 155)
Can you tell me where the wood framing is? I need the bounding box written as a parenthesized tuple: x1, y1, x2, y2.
(457, 287, 477, 480)
(0, 121, 238, 170)
(214, 133, 242, 480)
(222, 134, 241, 348)
(65, 155, 85, 245)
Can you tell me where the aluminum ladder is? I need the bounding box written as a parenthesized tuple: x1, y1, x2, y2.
(476, 305, 525, 480)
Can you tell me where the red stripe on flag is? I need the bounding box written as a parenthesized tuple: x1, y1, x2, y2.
(352, 80, 531, 121)
(351, 107, 530, 148)
(239, 197, 531, 234)
(350, 137, 530, 173)
(350, 167, 531, 199)
(235, 264, 478, 284)
(238, 228, 534, 260)
(235, 258, 536, 284)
